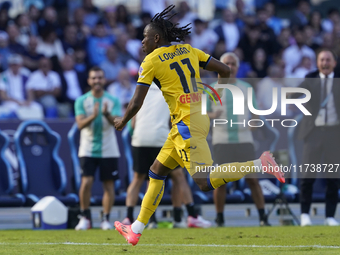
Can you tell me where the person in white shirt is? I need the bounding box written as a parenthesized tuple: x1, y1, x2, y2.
(283, 27, 316, 76)
(214, 9, 240, 52)
(107, 68, 136, 111)
(26, 57, 61, 117)
(256, 65, 294, 117)
(0, 54, 43, 119)
(190, 18, 218, 55)
(36, 27, 65, 61)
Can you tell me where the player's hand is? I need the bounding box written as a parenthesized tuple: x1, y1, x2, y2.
(93, 102, 99, 117)
(102, 102, 109, 116)
(113, 117, 125, 131)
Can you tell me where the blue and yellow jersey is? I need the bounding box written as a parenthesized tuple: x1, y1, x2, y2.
(137, 44, 211, 123)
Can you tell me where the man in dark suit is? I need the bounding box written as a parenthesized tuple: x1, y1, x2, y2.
(57, 54, 87, 117)
(294, 49, 340, 226)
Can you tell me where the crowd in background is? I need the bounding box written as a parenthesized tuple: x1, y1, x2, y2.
(0, 0, 339, 118)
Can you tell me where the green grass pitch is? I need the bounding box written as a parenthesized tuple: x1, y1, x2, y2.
(0, 226, 340, 254)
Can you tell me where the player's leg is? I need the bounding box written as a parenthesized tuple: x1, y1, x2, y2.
(76, 157, 96, 230)
(213, 185, 226, 226)
(245, 178, 269, 226)
(101, 179, 114, 230)
(99, 158, 119, 230)
(124, 146, 154, 224)
(183, 114, 284, 191)
(170, 167, 211, 228)
(212, 144, 233, 227)
(125, 172, 147, 224)
(115, 139, 181, 245)
(169, 167, 188, 227)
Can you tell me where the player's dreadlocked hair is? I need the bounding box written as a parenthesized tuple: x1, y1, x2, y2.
(150, 5, 191, 42)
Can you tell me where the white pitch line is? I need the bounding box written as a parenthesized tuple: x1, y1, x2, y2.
(0, 242, 340, 249)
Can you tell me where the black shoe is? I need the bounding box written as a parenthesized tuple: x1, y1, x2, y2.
(260, 215, 271, 226)
(215, 217, 224, 227)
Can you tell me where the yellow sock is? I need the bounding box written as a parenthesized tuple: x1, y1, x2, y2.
(136, 171, 165, 225)
(209, 160, 261, 189)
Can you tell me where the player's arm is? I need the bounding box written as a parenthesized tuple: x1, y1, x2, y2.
(205, 57, 230, 99)
(114, 85, 149, 131)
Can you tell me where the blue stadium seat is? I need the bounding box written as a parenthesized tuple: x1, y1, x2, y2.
(14, 120, 78, 206)
(0, 130, 25, 207)
(68, 123, 126, 206)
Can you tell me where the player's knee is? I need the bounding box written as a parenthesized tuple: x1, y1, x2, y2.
(193, 177, 210, 192)
(81, 177, 93, 189)
(246, 178, 258, 188)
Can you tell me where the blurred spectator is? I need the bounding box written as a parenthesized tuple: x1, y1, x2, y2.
(321, 32, 335, 50)
(290, 0, 310, 29)
(234, 47, 253, 79)
(27, 4, 40, 36)
(126, 24, 142, 60)
(0, 31, 10, 72)
(126, 46, 146, 81)
(57, 54, 86, 116)
(264, 1, 283, 35)
(290, 55, 313, 79)
(7, 23, 25, 55)
(100, 45, 124, 85)
(215, 9, 240, 52)
(24, 0, 44, 11)
(73, 46, 88, 73)
(116, 32, 136, 66)
(251, 48, 268, 78)
(190, 18, 218, 55)
(234, 0, 249, 32)
(62, 23, 86, 55)
(308, 11, 324, 46)
(26, 57, 61, 117)
(0, 54, 43, 118)
(82, 0, 100, 28)
(136, 12, 152, 41)
(322, 8, 340, 33)
(116, 4, 131, 27)
(212, 39, 227, 61)
(107, 68, 135, 110)
(141, 0, 167, 17)
(0, 2, 11, 31)
(73, 7, 91, 40)
(38, 6, 63, 38)
(277, 27, 291, 51)
(22, 35, 44, 72)
(15, 13, 33, 47)
(283, 27, 316, 76)
(36, 26, 65, 61)
(87, 21, 115, 66)
(256, 64, 289, 116)
(177, 2, 197, 28)
(257, 7, 279, 58)
(238, 25, 265, 63)
(103, 6, 124, 37)
(304, 25, 321, 51)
